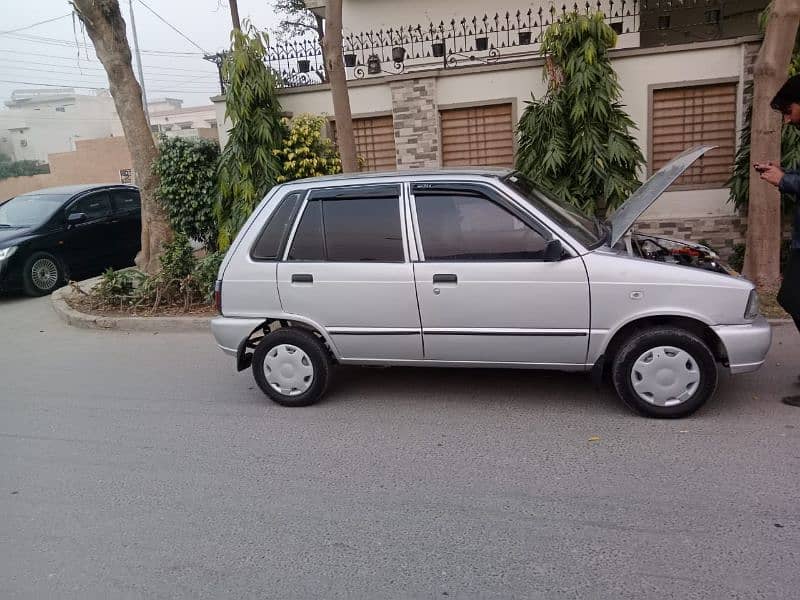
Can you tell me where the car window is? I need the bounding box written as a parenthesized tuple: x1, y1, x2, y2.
(70, 192, 112, 220)
(111, 190, 140, 213)
(415, 192, 548, 261)
(252, 192, 303, 260)
(323, 197, 403, 262)
(287, 199, 325, 261)
(0, 194, 68, 227)
(288, 194, 404, 262)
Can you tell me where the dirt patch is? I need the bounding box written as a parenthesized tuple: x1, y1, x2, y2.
(760, 290, 790, 320)
(66, 290, 216, 318)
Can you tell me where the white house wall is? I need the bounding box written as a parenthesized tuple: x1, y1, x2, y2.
(212, 37, 752, 226)
(341, 0, 640, 40)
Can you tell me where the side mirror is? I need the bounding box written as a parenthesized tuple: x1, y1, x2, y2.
(67, 212, 87, 226)
(544, 238, 563, 262)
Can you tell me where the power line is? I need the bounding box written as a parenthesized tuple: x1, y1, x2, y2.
(0, 79, 216, 95)
(0, 66, 218, 88)
(134, 0, 207, 54)
(0, 14, 72, 35)
(0, 50, 221, 75)
(6, 33, 204, 56)
(2, 60, 218, 81)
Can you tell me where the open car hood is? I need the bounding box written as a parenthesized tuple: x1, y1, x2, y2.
(607, 145, 714, 247)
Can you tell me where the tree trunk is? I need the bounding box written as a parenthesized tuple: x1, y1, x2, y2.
(322, 0, 358, 172)
(72, 0, 172, 274)
(744, 0, 800, 290)
(228, 0, 241, 30)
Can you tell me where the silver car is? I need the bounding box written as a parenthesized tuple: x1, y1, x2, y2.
(211, 146, 771, 418)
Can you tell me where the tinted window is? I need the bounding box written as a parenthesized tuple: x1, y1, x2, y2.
(415, 193, 547, 261)
(323, 197, 403, 262)
(0, 194, 68, 227)
(111, 189, 140, 213)
(288, 199, 325, 261)
(252, 192, 303, 260)
(503, 173, 600, 248)
(70, 193, 112, 220)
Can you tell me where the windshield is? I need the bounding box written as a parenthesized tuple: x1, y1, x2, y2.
(0, 194, 68, 228)
(502, 173, 602, 248)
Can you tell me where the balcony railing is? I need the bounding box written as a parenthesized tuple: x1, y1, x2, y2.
(206, 1, 642, 92)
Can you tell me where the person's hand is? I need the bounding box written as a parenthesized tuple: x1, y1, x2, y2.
(755, 161, 784, 187)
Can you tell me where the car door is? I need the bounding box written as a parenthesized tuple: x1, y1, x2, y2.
(61, 191, 114, 275)
(276, 183, 423, 361)
(409, 181, 590, 366)
(109, 188, 141, 266)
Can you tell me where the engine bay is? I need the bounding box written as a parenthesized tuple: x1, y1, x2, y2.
(618, 232, 739, 276)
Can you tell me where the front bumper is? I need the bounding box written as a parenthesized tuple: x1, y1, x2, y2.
(712, 316, 772, 374)
(210, 316, 265, 356)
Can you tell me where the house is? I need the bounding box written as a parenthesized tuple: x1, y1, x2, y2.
(211, 0, 770, 256)
(0, 88, 124, 163)
(148, 102, 218, 141)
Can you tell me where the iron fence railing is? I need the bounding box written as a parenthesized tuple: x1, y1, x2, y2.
(206, 1, 643, 92)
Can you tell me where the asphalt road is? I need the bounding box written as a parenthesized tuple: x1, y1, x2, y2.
(2, 293, 800, 599)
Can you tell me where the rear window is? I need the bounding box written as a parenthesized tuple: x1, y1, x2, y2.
(286, 188, 404, 262)
(252, 192, 303, 260)
(111, 189, 140, 213)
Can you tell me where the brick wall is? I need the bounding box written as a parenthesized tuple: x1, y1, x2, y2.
(0, 136, 132, 200)
(390, 78, 440, 169)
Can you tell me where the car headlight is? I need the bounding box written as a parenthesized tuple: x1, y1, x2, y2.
(744, 289, 760, 320)
(0, 246, 17, 261)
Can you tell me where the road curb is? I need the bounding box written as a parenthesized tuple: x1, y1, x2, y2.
(50, 279, 211, 333)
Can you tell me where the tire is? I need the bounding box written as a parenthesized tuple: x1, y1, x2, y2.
(611, 327, 718, 419)
(22, 252, 65, 297)
(252, 328, 331, 407)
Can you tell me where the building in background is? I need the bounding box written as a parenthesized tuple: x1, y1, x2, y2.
(149, 103, 218, 140)
(0, 88, 123, 163)
(0, 89, 218, 165)
(211, 0, 768, 257)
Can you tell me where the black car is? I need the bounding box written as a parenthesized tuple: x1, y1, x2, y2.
(0, 184, 141, 296)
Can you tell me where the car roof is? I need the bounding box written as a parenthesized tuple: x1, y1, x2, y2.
(290, 167, 513, 185)
(18, 183, 137, 197)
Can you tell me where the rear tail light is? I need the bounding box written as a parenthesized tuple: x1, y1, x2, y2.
(214, 280, 222, 314)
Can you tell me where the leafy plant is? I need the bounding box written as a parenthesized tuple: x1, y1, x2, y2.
(88, 235, 222, 313)
(728, 2, 800, 215)
(274, 114, 342, 183)
(216, 21, 285, 250)
(516, 12, 645, 218)
(153, 136, 220, 250)
(0, 159, 50, 180)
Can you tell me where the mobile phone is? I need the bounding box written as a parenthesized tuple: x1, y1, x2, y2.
(754, 163, 768, 173)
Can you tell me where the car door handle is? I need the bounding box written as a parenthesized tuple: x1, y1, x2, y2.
(291, 274, 313, 283)
(433, 274, 457, 284)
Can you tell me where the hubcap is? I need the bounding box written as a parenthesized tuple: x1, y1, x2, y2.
(630, 346, 700, 407)
(31, 258, 58, 291)
(263, 344, 314, 396)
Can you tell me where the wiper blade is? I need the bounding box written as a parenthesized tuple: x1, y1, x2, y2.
(0, 223, 12, 228)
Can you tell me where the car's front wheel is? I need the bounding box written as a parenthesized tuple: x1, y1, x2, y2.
(611, 327, 718, 418)
(252, 328, 331, 407)
(22, 252, 65, 297)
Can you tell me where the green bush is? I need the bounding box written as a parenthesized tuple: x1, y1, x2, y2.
(515, 12, 644, 218)
(89, 236, 223, 312)
(153, 136, 220, 250)
(0, 159, 49, 180)
(273, 114, 342, 183)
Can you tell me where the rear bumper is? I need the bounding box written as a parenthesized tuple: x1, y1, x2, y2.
(210, 316, 265, 356)
(713, 316, 772, 374)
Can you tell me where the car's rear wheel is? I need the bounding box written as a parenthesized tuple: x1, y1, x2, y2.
(252, 328, 331, 407)
(611, 327, 718, 418)
(22, 252, 64, 297)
